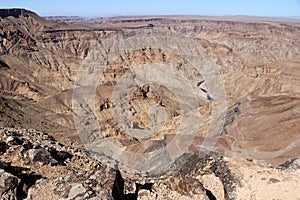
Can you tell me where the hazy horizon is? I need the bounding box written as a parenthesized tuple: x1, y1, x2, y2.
(0, 0, 299, 18)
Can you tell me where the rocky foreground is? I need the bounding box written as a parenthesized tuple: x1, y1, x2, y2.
(0, 127, 299, 200)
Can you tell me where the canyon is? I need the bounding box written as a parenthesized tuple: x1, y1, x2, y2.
(0, 8, 300, 199)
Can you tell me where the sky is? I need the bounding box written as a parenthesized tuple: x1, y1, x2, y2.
(0, 0, 299, 17)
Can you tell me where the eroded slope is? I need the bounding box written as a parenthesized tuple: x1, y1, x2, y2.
(0, 9, 300, 166)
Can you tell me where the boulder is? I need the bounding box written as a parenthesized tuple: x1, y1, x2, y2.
(26, 148, 52, 165)
(0, 170, 20, 199)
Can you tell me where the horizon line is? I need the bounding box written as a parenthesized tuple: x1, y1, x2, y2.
(1, 7, 299, 19)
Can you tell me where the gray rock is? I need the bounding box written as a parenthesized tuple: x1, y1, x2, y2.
(0, 171, 19, 198)
(67, 183, 88, 199)
(291, 158, 300, 169)
(26, 148, 52, 165)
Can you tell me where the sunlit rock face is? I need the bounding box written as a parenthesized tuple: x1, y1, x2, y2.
(1, 128, 299, 200)
(0, 9, 300, 199)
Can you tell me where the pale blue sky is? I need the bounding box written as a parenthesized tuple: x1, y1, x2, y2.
(0, 0, 299, 17)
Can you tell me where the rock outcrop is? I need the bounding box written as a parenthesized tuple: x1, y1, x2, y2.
(0, 128, 299, 200)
